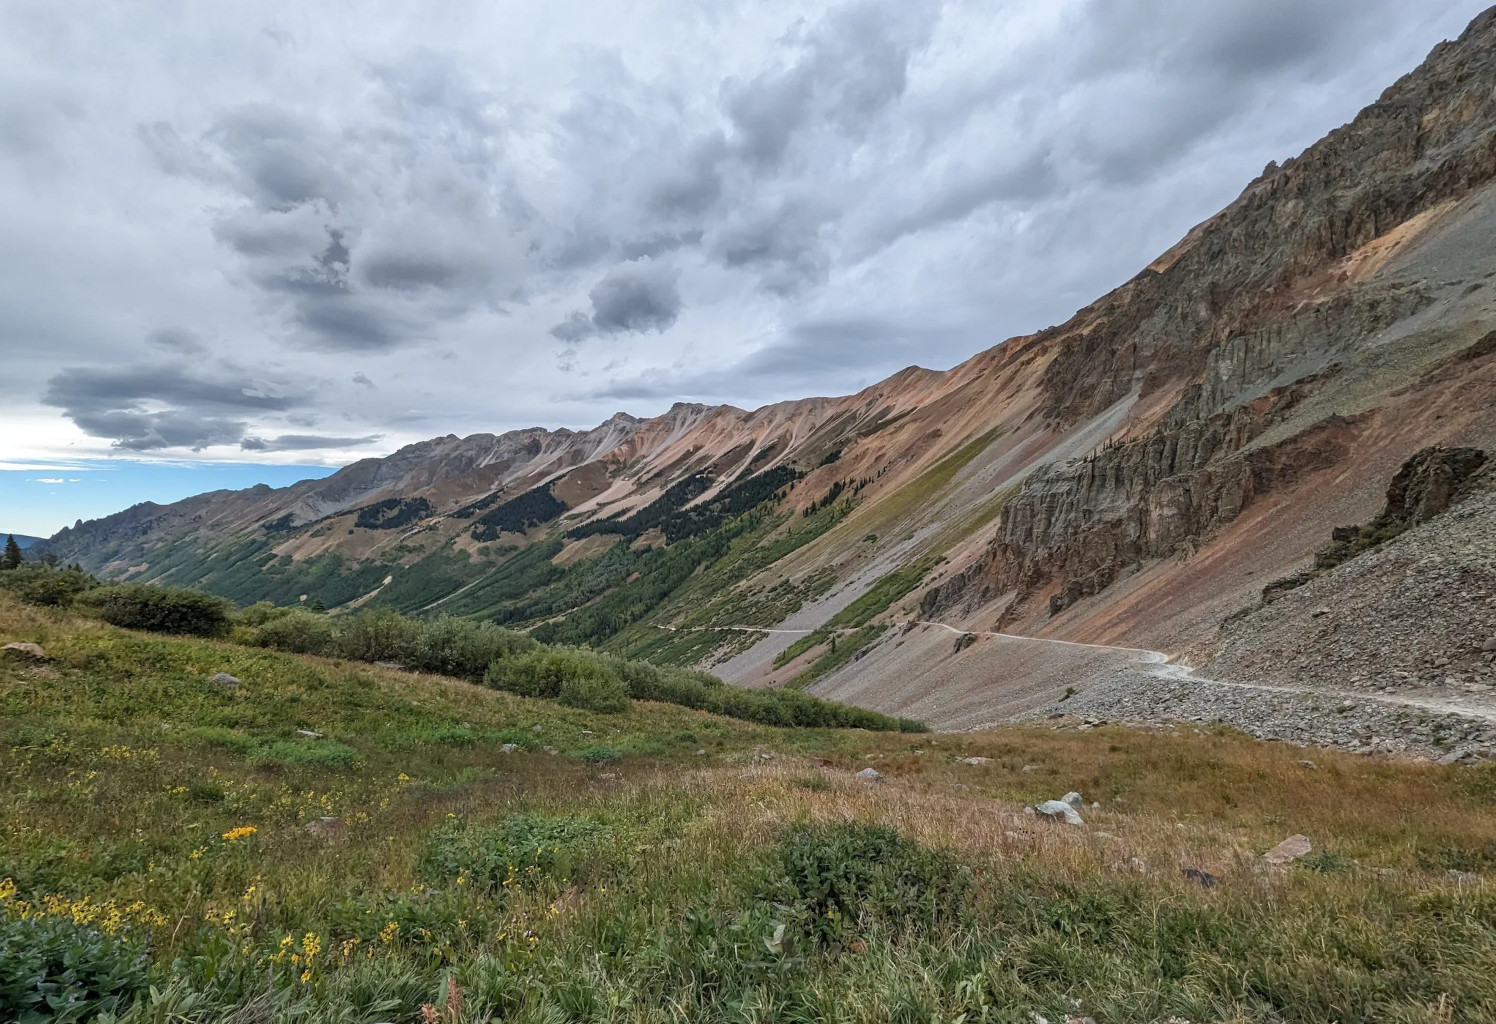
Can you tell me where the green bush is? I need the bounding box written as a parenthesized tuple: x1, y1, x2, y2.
(484, 648, 581, 700)
(405, 616, 535, 681)
(0, 566, 96, 607)
(82, 584, 232, 637)
(235, 601, 296, 627)
(0, 914, 151, 1022)
(332, 608, 421, 663)
(419, 814, 613, 894)
(763, 823, 972, 946)
(559, 671, 631, 714)
(251, 609, 336, 655)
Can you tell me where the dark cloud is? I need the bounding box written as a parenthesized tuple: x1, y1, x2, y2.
(42, 364, 308, 451)
(240, 433, 383, 452)
(550, 259, 681, 341)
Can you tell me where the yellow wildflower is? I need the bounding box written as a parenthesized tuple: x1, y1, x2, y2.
(222, 826, 258, 842)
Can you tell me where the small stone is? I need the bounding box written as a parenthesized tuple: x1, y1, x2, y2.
(1, 642, 46, 660)
(542, 745, 557, 754)
(598, 772, 619, 780)
(581, 730, 594, 737)
(1311, 608, 1330, 618)
(1036, 800, 1084, 825)
(958, 756, 992, 766)
(209, 672, 241, 689)
(760, 752, 774, 760)
(1263, 834, 1312, 865)
(856, 767, 883, 782)
(1446, 869, 1479, 884)
(1483, 637, 1496, 652)
(532, 724, 543, 733)
(1437, 747, 1472, 766)
(952, 783, 968, 791)
(500, 743, 518, 754)
(1020, 764, 1040, 772)
(695, 749, 706, 755)
(296, 729, 323, 739)
(305, 816, 345, 838)
(1299, 760, 1318, 770)
(1061, 792, 1084, 810)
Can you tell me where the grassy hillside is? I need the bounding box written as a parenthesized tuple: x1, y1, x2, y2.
(4, 593, 1496, 1022)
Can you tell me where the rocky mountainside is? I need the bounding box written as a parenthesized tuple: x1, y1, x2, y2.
(39, 8, 1496, 725)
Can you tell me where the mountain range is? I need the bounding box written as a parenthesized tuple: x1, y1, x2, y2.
(37, 9, 1496, 729)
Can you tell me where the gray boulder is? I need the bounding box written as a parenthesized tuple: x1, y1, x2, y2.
(2, 642, 46, 660)
(856, 767, 883, 782)
(209, 672, 241, 689)
(1036, 799, 1084, 825)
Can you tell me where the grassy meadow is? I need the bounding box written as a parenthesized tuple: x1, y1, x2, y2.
(3, 592, 1496, 1022)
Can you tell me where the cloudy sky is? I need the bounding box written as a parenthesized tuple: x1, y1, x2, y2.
(1, 0, 1489, 533)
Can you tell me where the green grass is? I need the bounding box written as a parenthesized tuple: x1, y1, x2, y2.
(5, 594, 1496, 1022)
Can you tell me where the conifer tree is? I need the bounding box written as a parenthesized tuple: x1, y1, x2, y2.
(1, 535, 22, 570)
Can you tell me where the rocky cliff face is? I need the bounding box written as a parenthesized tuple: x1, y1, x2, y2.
(920, 10, 1496, 630)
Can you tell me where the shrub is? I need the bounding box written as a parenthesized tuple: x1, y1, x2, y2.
(485, 648, 584, 700)
(0, 914, 151, 1022)
(235, 601, 295, 627)
(405, 616, 535, 681)
(332, 608, 421, 663)
(763, 823, 972, 946)
(83, 584, 232, 637)
(419, 814, 612, 894)
(251, 609, 336, 655)
(560, 671, 631, 714)
(0, 565, 96, 607)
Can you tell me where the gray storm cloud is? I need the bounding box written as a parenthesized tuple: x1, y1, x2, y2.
(551, 259, 682, 342)
(1, 0, 1488, 461)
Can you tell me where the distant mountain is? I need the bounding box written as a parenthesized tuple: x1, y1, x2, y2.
(38, 8, 1496, 724)
(3, 534, 43, 549)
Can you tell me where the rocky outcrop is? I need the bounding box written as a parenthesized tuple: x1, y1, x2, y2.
(921, 8, 1496, 626)
(1034, 9, 1496, 428)
(923, 369, 1363, 620)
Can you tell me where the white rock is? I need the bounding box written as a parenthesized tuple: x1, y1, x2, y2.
(958, 756, 992, 766)
(500, 743, 518, 754)
(1036, 800, 1084, 826)
(1263, 834, 1312, 865)
(2, 642, 46, 660)
(1061, 792, 1084, 810)
(209, 672, 241, 688)
(856, 767, 883, 782)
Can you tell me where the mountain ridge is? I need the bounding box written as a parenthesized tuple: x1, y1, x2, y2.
(37, 7, 1496, 725)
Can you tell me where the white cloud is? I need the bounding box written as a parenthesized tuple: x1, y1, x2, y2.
(0, 0, 1488, 464)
